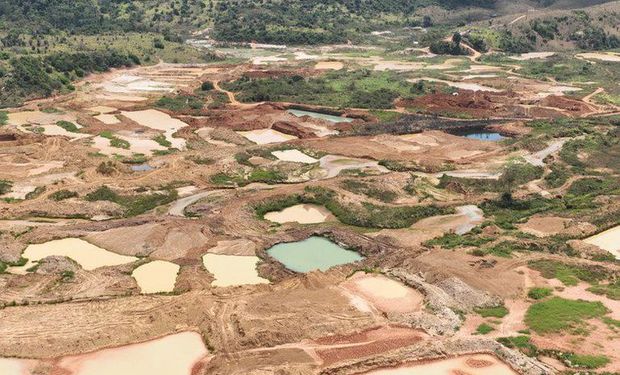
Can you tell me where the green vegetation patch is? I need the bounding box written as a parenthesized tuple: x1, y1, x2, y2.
(254, 186, 453, 229)
(563, 354, 610, 369)
(528, 260, 609, 287)
(424, 232, 492, 250)
(56, 120, 79, 133)
(528, 287, 553, 300)
(475, 305, 509, 318)
(85, 185, 177, 217)
(496, 335, 538, 357)
(0, 180, 12, 195)
(225, 70, 417, 109)
(0, 111, 8, 125)
(155, 95, 204, 113)
(439, 162, 543, 194)
(153, 134, 172, 148)
(340, 179, 397, 203)
(475, 323, 494, 335)
(525, 297, 608, 334)
(48, 189, 78, 201)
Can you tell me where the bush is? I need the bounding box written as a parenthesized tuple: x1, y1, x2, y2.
(0, 111, 7, 125)
(153, 134, 172, 147)
(564, 354, 610, 369)
(0, 180, 12, 195)
(96, 161, 117, 175)
(85, 185, 177, 217)
(201, 81, 214, 91)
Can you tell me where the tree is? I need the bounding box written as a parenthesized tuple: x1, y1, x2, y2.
(452, 32, 462, 45)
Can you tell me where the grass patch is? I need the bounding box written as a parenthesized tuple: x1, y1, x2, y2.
(527, 287, 553, 300)
(56, 120, 79, 133)
(563, 353, 610, 369)
(475, 305, 509, 318)
(0, 111, 8, 125)
(525, 297, 608, 334)
(0, 180, 12, 195)
(153, 134, 171, 147)
(476, 323, 494, 335)
(100, 131, 129, 149)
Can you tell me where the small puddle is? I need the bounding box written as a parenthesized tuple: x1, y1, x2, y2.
(264, 204, 330, 224)
(132, 260, 180, 294)
(237, 129, 298, 145)
(450, 129, 505, 141)
(202, 254, 269, 287)
(271, 149, 318, 164)
(287, 109, 353, 123)
(9, 238, 138, 274)
(584, 225, 620, 259)
(267, 236, 364, 273)
(131, 164, 155, 172)
(58, 332, 207, 375)
(366, 354, 517, 375)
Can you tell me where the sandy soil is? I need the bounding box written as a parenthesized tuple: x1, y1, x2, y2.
(264, 204, 331, 224)
(121, 109, 189, 149)
(576, 52, 620, 62)
(237, 129, 298, 144)
(509, 52, 555, 61)
(340, 272, 424, 314)
(202, 254, 269, 287)
(272, 149, 319, 164)
(366, 354, 517, 375)
(94, 114, 120, 125)
(519, 216, 572, 237)
(315, 61, 344, 70)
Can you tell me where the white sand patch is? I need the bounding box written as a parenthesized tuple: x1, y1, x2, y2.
(252, 56, 287, 65)
(87, 106, 117, 114)
(264, 204, 330, 224)
(272, 150, 318, 164)
(202, 254, 269, 287)
(19, 124, 89, 140)
(94, 114, 120, 125)
(462, 74, 498, 79)
(454, 205, 484, 235)
(294, 51, 320, 60)
(374, 61, 424, 71)
(315, 61, 344, 70)
(9, 238, 138, 274)
(398, 133, 440, 146)
(58, 332, 207, 375)
(237, 129, 298, 144)
(465, 65, 503, 72)
(409, 78, 501, 92)
(584, 225, 620, 259)
(7, 111, 71, 126)
(576, 52, 620, 62)
(132, 260, 180, 294)
(0, 357, 35, 375)
(366, 354, 516, 375)
(318, 155, 389, 178)
(103, 74, 174, 94)
(1, 185, 36, 200)
(509, 52, 555, 61)
(441, 169, 502, 180)
(121, 109, 188, 149)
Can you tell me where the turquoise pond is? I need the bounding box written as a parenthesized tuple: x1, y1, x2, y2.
(287, 109, 353, 123)
(266, 236, 364, 273)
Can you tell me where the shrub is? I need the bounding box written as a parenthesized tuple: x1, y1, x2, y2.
(201, 81, 214, 91)
(48, 189, 78, 201)
(0, 111, 7, 125)
(153, 134, 172, 147)
(563, 354, 610, 369)
(0, 180, 12, 195)
(96, 161, 117, 175)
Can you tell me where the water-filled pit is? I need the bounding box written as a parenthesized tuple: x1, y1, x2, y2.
(267, 236, 364, 273)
